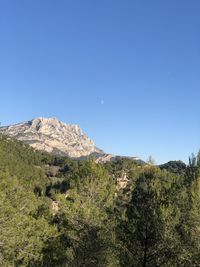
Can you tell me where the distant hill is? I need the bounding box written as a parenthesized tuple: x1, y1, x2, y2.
(0, 117, 103, 158)
(159, 160, 187, 174)
(0, 117, 143, 163)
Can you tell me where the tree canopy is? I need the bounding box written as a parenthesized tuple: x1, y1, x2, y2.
(0, 134, 200, 266)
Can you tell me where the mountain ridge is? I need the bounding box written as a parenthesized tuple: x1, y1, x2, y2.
(0, 117, 103, 158)
(0, 117, 144, 164)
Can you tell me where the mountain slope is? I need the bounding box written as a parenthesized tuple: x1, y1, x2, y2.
(0, 117, 103, 158)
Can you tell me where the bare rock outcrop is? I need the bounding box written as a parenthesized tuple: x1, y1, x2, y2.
(0, 117, 103, 158)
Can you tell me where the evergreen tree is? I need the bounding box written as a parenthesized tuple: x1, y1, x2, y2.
(118, 167, 182, 267)
(57, 160, 119, 267)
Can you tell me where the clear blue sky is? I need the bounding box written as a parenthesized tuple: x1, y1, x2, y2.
(1, 0, 200, 164)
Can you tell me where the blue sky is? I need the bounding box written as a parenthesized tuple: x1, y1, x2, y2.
(0, 0, 200, 164)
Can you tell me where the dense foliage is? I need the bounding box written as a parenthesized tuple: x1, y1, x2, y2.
(0, 134, 200, 266)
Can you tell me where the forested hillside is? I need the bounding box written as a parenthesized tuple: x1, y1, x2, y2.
(0, 134, 200, 267)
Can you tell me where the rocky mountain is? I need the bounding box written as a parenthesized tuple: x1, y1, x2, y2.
(0, 117, 143, 164)
(0, 117, 103, 158)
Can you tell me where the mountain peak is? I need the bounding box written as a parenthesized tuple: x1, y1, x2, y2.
(0, 117, 103, 158)
(28, 117, 81, 133)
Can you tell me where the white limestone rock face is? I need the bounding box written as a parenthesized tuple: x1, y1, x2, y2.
(0, 117, 103, 158)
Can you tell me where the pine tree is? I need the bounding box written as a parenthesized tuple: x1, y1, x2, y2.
(57, 160, 119, 267)
(118, 167, 181, 267)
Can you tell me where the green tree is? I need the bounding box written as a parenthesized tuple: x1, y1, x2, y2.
(57, 160, 119, 267)
(0, 174, 62, 267)
(118, 167, 182, 267)
(177, 151, 200, 266)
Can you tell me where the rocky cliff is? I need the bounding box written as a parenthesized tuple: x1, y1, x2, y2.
(0, 117, 103, 158)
